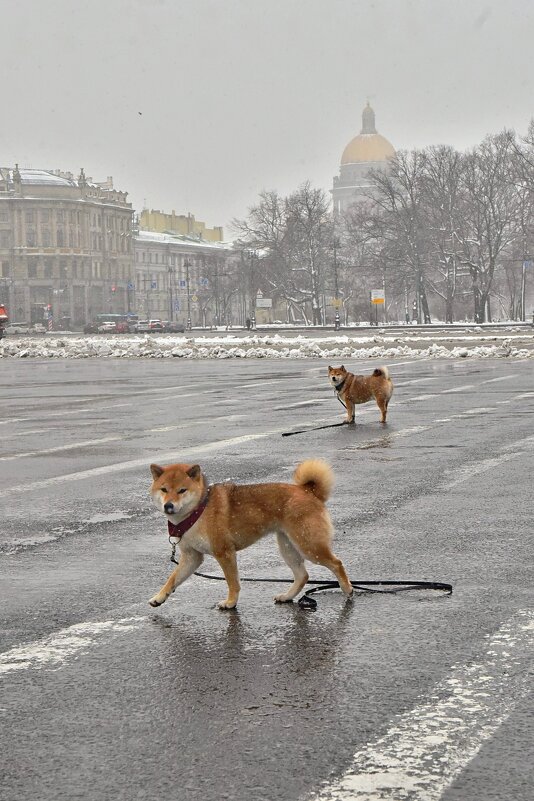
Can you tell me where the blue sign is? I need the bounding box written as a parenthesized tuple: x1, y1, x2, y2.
(150, 281, 157, 289)
(127, 282, 134, 290)
(523, 259, 533, 269)
(179, 279, 186, 288)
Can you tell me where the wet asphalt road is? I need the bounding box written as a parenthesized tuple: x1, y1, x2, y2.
(0, 356, 533, 801)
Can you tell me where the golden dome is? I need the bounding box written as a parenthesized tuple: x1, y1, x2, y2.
(341, 103, 395, 164)
(341, 134, 395, 164)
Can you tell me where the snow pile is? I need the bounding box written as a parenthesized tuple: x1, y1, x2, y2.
(1, 333, 532, 359)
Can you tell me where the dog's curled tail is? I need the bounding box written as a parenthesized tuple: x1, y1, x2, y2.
(373, 366, 390, 379)
(293, 459, 334, 502)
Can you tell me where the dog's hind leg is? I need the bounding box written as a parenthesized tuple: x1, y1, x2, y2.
(286, 517, 353, 597)
(376, 394, 388, 423)
(149, 548, 204, 607)
(274, 532, 309, 603)
(213, 549, 241, 609)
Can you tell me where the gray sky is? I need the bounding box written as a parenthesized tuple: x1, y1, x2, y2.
(2, 0, 534, 234)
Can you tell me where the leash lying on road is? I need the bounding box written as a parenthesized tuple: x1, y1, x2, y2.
(169, 539, 452, 609)
(282, 392, 348, 436)
(282, 421, 347, 437)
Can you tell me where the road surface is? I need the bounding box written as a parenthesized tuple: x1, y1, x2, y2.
(0, 356, 533, 801)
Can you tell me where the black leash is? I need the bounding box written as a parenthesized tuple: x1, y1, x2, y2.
(168, 540, 452, 610)
(282, 421, 347, 437)
(281, 389, 348, 436)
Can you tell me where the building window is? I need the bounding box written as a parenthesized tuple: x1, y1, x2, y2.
(0, 231, 10, 248)
(69, 228, 75, 247)
(28, 260, 37, 278)
(27, 230, 36, 247)
(44, 259, 53, 278)
(57, 228, 64, 247)
(57, 210, 64, 222)
(0, 210, 9, 222)
(60, 262, 68, 279)
(41, 210, 50, 223)
(42, 229, 51, 246)
(25, 210, 35, 224)
(72, 260, 77, 279)
(1, 261, 10, 277)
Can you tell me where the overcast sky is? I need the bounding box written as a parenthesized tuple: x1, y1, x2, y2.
(2, 0, 534, 234)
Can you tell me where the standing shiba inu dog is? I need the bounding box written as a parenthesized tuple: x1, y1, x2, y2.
(148, 459, 353, 610)
(328, 365, 393, 423)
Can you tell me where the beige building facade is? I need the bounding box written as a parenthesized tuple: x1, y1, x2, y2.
(0, 166, 134, 327)
(134, 231, 243, 326)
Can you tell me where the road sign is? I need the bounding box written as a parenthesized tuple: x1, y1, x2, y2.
(371, 289, 385, 304)
(179, 280, 186, 288)
(332, 298, 342, 308)
(523, 259, 533, 269)
(150, 281, 157, 289)
(191, 295, 198, 302)
(256, 298, 272, 308)
(127, 282, 134, 290)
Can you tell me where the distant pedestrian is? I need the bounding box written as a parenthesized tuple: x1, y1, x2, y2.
(245, 317, 251, 330)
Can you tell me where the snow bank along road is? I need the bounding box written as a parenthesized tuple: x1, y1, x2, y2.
(1, 326, 534, 360)
(0, 357, 533, 801)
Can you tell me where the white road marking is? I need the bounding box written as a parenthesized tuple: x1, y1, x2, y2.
(441, 384, 475, 393)
(443, 434, 534, 488)
(0, 432, 271, 497)
(444, 452, 518, 488)
(0, 617, 144, 675)
(480, 374, 519, 384)
(311, 609, 534, 801)
(0, 435, 123, 461)
(406, 394, 438, 401)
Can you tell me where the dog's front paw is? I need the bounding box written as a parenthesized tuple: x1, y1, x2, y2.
(149, 594, 166, 608)
(274, 592, 294, 603)
(217, 599, 237, 610)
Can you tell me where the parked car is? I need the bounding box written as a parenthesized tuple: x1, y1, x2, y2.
(134, 319, 151, 332)
(165, 321, 186, 333)
(83, 323, 98, 334)
(115, 321, 131, 334)
(4, 322, 30, 335)
(31, 323, 47, 334)
(97, 321, 118, 333)
(148, 319, 165, 332)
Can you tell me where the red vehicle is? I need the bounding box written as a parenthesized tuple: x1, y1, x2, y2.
(0, 304, 8, 339)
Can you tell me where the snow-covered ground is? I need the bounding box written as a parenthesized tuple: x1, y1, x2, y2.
(1, 332, 533, 359)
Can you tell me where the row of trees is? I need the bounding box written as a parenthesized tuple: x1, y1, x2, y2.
(233, 124, 534, 324)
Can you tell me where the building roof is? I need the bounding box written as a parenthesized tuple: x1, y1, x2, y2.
(135, 229, 234, 251)
(340, 103, 395, 165)
(10, 168, 78, 187)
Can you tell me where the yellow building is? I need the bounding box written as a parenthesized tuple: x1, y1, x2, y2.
(139, 209, 223, 242)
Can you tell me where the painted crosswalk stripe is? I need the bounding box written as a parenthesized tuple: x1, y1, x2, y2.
(0, 617, 145, 675)
(311, 610, 534, 801)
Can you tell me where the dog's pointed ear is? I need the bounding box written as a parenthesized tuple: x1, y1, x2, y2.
(340, 364, 345, 371)
(328, 365, 332, 370)
(150, 464, 164, 480)
(187, 464, 201, 480)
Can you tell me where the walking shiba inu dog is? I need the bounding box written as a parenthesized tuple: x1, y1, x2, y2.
(328, 365, 393, 423)
(148, 459, 353, 610)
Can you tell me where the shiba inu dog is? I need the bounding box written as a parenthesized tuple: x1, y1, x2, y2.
(148, 459, 353, 610)
(328, 365, 393, 423)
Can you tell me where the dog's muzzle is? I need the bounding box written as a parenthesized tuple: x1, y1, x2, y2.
(164, 502, 175, 514)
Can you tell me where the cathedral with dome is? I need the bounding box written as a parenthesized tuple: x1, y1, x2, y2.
(332, 102, 395, 214)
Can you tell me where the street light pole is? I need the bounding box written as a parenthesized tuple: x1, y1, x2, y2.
(184, 258, 192, 330)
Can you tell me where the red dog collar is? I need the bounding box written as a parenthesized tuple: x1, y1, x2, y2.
(167, 489, 210, 540)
